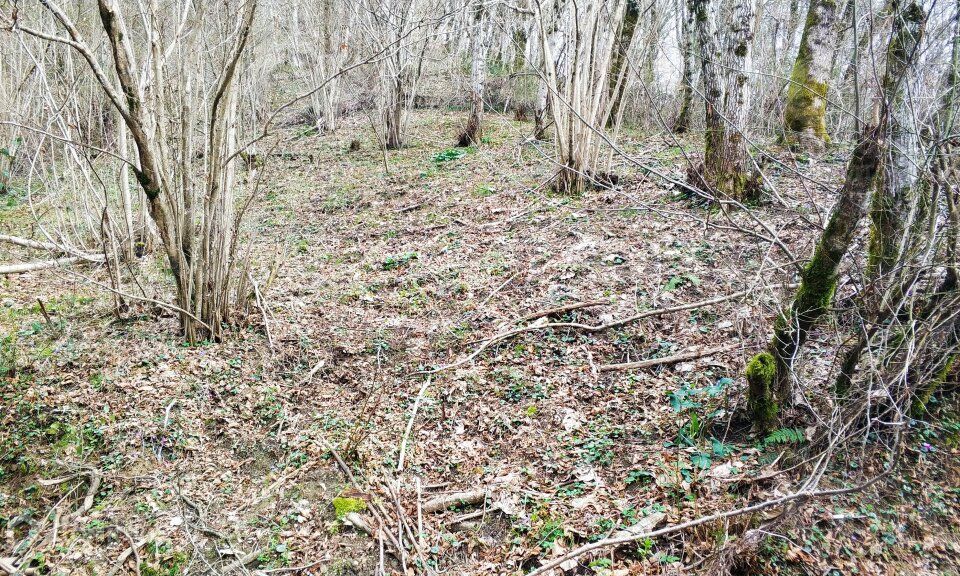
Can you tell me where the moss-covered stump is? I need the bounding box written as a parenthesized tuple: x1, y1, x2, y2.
(747, 352, 778, 432)
(332, 496, 367, 520)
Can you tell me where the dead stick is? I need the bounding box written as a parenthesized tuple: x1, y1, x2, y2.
(422, 489, 486, 513)
(105, 537, 147, 576)
(413, 287, 773, 376)
(220, 549, 261, 575)
(0, 256, 104, 275)
(37, 299, 53, 328)
(599, 343, 740, 372)
(518, 299, 607, 323)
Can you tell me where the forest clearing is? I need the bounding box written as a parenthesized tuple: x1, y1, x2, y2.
(1, 1, 959, 575)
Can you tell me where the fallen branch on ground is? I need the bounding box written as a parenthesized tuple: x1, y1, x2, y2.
(517, 299, 607, 323)
(525, 462, 895, 576)
(413, 287, 773, 376)
(0, 233, 97, 257)
(0, 255, 105, 275)
(599, 343, 740, 372)
(422, 489, 486, 513)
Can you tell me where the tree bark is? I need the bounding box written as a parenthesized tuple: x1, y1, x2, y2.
(607, 0, 641, 128)
(690, 0, 758, 201)
(673, 0, 697, 133)
(866, 0, 926, 284)
(458, 1, 490, 146)
(783, 0, 839, 150)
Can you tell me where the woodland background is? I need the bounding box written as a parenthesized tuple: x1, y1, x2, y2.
(0, 0, 958, 575)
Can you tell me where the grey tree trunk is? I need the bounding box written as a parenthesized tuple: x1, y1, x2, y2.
(673, 0, 697, 133)
(458, 1, 491, 146)
(690, 0, 758, 201)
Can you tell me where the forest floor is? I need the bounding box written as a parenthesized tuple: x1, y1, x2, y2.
(1, 110, 959, 576)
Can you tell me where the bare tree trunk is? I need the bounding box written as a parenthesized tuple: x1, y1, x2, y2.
(116, 115, 135, 260)
(690, 0, 758, 201)
(673, 0, 697, 133)
(534, 0, 564, 140)
(783, 0, 839, 150)
(458, 0, 491, 146)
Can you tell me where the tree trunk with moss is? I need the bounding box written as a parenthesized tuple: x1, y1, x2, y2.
(607, 0, 640, 128)
(752, 133, 881, 412)
(747, 0, 925, 427)
(834, 0, 930, 397)
(866, 0, 926, 285)
(906, 0, 958, 416)
(783, 0, 839, 151)
(690, 0, 758, 201)
(674, 0, 697, 133)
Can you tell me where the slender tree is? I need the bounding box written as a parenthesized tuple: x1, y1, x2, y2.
(11, 0, 259, 342)
(673, 0, 697, 133)
(458, 0, 492, 146)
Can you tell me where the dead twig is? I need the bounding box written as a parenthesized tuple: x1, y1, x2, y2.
(219, 549, 262, 574)
(397, 375, 431, 471)
(105, 537, 147, 576)
(413, 287, 768, 376)
(525, 465, 896, 576)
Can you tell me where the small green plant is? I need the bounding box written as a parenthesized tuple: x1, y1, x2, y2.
(625, 469, 654, 486)
(664, 273, 701, 291)
(473, 184, 495, 197)
(143, 541, 188, 576)
(0, 334, 16, 378)
(535, 518, 564, 552)
(431, 148, 467, 165)
(589, 557, 613, 571)
(381, 251, 418, 270)
(574, 424, 622, 466)
(763, 427, 806, 446)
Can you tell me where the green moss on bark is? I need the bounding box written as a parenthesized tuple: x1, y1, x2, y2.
(747, 352, 778, 432)
(911, 355, 956, 418)
(782, 0, 836, 149)
(770, 241, 840, 397)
